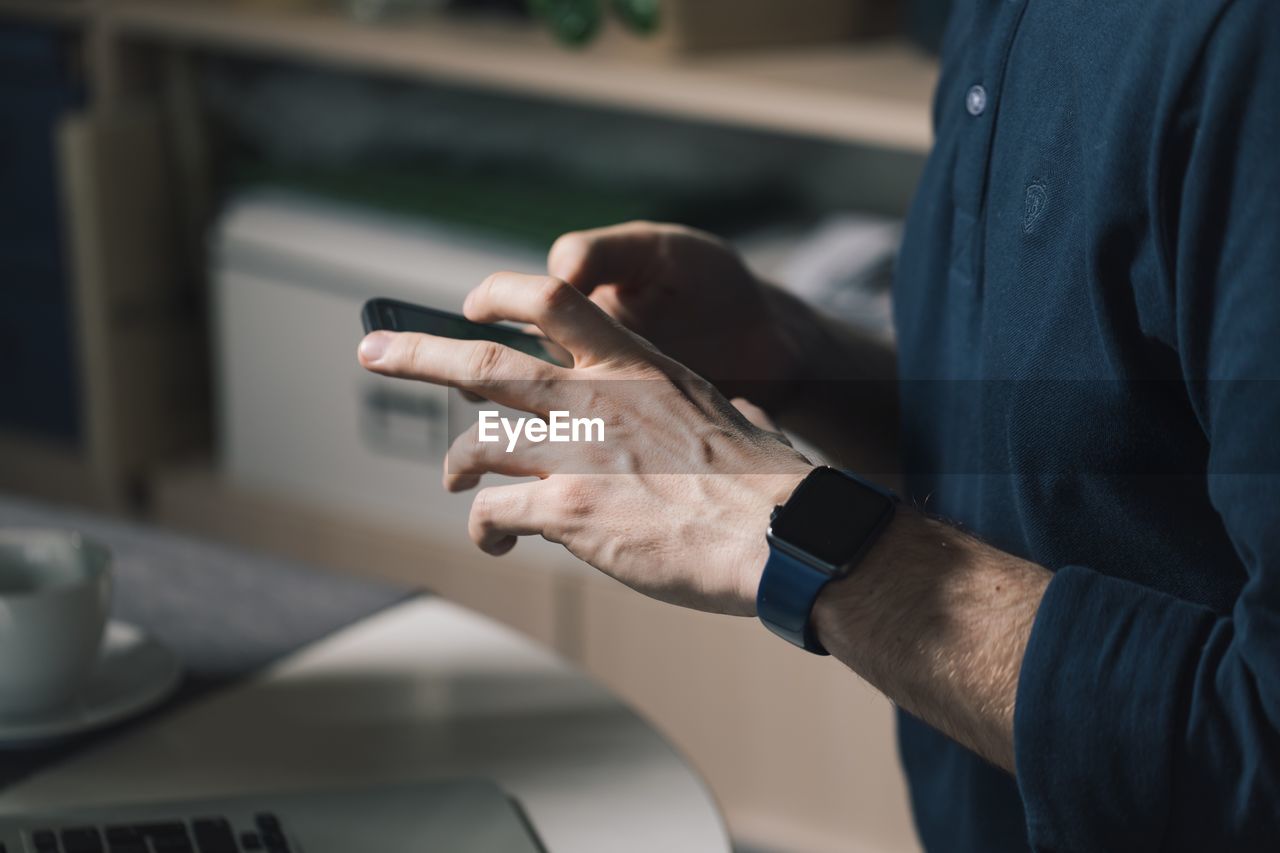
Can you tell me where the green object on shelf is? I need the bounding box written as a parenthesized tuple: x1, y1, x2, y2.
(528, 0, 603, 47)
(612, 0, 660, 36)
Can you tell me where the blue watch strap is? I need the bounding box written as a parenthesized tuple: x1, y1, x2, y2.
(756, 547, 835, 656)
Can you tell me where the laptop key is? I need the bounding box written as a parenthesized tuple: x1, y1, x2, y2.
(135, 823, 187, 837)
(262, 831, 291, 853)
(192, 816, 237, 853)
(241, 832, 263, 850)
(61, 828, 103, 853)
(31, 829, 58, 850)
(194, 840, 236, 853)
(104, 827, 142, 844)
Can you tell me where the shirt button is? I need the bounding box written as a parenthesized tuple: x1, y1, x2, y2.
(966, 84, 988, 117)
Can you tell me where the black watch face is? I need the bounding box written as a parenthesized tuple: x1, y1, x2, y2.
(770, 468, 893, 569)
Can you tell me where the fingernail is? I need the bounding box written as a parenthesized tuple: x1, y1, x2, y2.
(359, 332, 391, 363)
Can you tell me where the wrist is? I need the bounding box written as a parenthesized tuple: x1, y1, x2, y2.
(807, 510, 1050, 771)
(735, 466, 815, 615)
(810, 511, 974, 672)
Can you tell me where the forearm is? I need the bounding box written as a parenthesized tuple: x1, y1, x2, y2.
(764, 287, 901, 482)
(812, 509, 1052, 772)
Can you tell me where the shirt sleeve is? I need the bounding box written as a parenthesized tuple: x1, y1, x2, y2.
(1013, 2, 1280, 850)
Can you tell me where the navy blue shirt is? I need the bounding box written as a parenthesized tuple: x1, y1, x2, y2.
(894, 0, 1280, 849)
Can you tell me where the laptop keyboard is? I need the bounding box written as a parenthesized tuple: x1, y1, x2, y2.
(5, 813, 291, 853)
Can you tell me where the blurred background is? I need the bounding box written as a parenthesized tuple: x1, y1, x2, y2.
(0, 1, 948, 850)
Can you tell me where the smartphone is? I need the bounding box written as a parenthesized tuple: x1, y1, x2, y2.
(362, 298, 568, 366)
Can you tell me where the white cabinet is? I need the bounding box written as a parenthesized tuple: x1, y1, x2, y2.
(212, 190, 541, 541)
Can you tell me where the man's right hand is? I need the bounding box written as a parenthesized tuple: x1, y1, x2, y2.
(550, 220, 901, 476)
(548, 221, 810, 409)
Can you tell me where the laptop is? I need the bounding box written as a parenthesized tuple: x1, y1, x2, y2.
(0, 778, 545, 853)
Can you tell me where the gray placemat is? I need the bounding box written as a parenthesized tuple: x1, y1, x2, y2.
(0, 493, 413, 788)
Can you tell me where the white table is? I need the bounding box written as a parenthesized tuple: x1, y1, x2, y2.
(0, 598, 731, 852)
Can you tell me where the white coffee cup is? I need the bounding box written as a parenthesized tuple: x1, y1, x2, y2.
(0, 530, 113, 719)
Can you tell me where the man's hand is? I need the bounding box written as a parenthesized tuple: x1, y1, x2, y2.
(551, 222, 902, 474)
(359, 271, 813, 616)
(548, 221, 812, 407)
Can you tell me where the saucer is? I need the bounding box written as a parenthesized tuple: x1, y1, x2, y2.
(0, 621, 182, 747)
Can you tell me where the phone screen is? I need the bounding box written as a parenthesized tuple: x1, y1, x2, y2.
(362, 298, 567, 365)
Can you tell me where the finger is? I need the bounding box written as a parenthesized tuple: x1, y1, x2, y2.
(732, 397, 778, 431)
(468, 482, 548, 556)
(731, 397, 793, 447)
(359, 331, 569, 416)
(463, 271, 633, 365)
(444, 422, 554, 493)
(548, 221, 670, 294)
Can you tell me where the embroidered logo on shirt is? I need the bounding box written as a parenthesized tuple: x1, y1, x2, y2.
(1024, 183, 1048, 233)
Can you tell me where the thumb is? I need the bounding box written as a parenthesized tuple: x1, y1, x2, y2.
(548, 222, 665, 294)
(731, 398, 792, 447)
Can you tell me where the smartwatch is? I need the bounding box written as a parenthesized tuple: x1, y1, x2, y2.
(757, 467, 897, 655)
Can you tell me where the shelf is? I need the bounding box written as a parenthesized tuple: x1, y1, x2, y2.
(104, 0, 936, 153)
(0, 430, 116, 509)
(0, 0, 89, 24)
